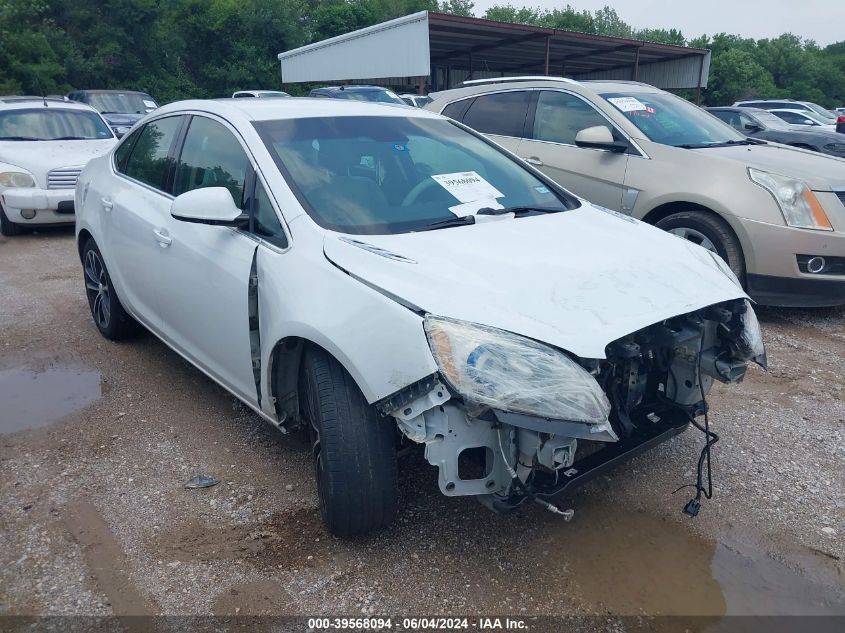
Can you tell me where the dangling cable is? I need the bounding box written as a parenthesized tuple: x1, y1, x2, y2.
(679, 331, 720, 517)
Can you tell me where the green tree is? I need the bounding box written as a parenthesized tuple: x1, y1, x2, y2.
(704, 48, 777, 105)
(439, 0, 474, 16)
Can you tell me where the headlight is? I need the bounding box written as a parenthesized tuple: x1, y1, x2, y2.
(0, 171, 36, 188)
(114, 126, 132, 136)
(748, 168, 832, 231)
(424, 316, 611, 424)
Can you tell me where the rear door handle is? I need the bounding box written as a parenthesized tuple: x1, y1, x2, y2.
(101, 197, 113, 212)
(153, 228, 172, 247)
(523, 156, 543, 166)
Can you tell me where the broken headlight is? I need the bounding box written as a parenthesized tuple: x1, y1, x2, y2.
(737, 300, 766, 361)
(424, 315, 611, 423)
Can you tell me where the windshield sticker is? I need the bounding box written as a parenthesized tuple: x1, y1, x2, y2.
(534, 185, 551, 194)
(449, 197, 504, 217)
(143, 99, 157, 108)
(431, 171, 504, 203)
(608, 97, 648, 113)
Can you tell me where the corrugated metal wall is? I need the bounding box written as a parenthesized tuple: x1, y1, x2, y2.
(573, 52, 712, 89)
(279, 12, 431, 83)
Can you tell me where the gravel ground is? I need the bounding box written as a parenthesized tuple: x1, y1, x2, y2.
(1, 229, 844, 626)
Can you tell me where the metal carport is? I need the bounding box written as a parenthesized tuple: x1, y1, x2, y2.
(278, 11, 711, 97)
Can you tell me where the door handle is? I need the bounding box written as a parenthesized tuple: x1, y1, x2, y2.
(153, 228, 172, 247)
(523, 156, 544, 166)
(101, 197, 113, 212)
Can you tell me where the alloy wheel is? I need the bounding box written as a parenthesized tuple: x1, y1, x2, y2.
(84, 250, 111, 329)
(668, 227, 717, 253)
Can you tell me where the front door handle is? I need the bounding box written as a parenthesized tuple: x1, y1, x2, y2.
(153, 228, 172, 247)
(101, 197, 113, 212)
(523, 156, 544, 166)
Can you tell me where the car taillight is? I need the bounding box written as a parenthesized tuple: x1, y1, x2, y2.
(838, 115, 845, 124)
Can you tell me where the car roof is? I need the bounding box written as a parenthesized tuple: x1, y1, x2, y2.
(707, 106, 770, 115)
(152, 97, 443, 123)
(313, 85, 391, 92)
(74, 89, 152, 96)
(428, 77, 664, 103)
(0, 97, 99, 112)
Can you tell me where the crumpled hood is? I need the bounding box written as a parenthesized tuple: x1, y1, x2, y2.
(0, 139, 116, 187)
(323, 205, 748, 359)
(698, 143, 845, 190)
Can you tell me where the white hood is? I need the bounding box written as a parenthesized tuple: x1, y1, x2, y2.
(0, 139, 116, 187)
(323, 205, 748, 359)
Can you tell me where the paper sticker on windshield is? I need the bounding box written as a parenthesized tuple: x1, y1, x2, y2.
(143, 99, 156, 108)
(534, 185, 551, 194)
(608, 97, 648, 113)
(431, 171, 503, 203)
(449, 197, 503, 217)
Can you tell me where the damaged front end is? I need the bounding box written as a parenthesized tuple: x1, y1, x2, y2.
(378, 299, 765, 516)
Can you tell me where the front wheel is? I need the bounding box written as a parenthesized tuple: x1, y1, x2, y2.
(82, 239, 136, 340)
(655, 210, 745, 282)
(300, 345, 398, 536)
(0, 204, 23, 236)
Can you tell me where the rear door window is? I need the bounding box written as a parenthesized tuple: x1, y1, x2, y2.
(122, 116, 182, 191)
(462, 91, 530, 138)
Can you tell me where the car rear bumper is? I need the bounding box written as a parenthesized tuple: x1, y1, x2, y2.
(0, 188, 75, 225)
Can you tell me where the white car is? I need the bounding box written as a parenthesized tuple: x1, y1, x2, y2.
(232, 90, 290, 98)
(0, 97, 116, 235)
(75, 98, 765, 535)
(400, 94, 433, 108)
(768, 108, 836, 131)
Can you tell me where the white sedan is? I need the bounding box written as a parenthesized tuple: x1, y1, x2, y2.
(0, 97, 116, 235)
(75, 98, 764, 535)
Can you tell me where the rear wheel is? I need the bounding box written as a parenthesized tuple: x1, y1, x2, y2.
(82, 239, 136, 340)
(655, 210, 745, 282)
(0, 204, 23, 236)
(300, 345, 398, 536)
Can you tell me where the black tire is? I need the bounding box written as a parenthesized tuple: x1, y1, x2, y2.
(300, 345, 398, 536)
(0, 204, 23, 236)
(81, 239, 136, 340)
(655, 210, 745, 282)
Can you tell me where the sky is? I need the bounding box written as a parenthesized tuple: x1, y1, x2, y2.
(471, 0, 845, 46)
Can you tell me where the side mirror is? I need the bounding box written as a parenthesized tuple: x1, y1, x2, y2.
(171, 187, 248, 227)
(744, 123, 762, 132)
(574, 125, 629, 153)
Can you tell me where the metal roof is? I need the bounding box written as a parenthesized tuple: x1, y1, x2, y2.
(278, 11, 711, 91)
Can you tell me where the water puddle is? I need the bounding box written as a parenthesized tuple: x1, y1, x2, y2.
(536, 497, 844, 617)
(0, 359, 102, 433)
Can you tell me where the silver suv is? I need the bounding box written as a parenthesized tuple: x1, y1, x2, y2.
(427, 78, 845, 307)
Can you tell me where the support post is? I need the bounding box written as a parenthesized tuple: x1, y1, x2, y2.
(633, 46, 640, 81)
(544, 36, 551, 75)
(468, 52, 474, 81)
(418, 75, 425, 95)
(696, 55, 705, 105)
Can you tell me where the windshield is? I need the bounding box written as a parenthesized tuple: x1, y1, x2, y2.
(800, 110, 832, 125)
(331, 90, 406, 105)
(0, 109, 113, 141)
(804, 103, 837, 121)
(254, 116, 575, 234)
(602, 92, 745, 147)
(753, 110, 791, 129)
(87, 92, 157, 114)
